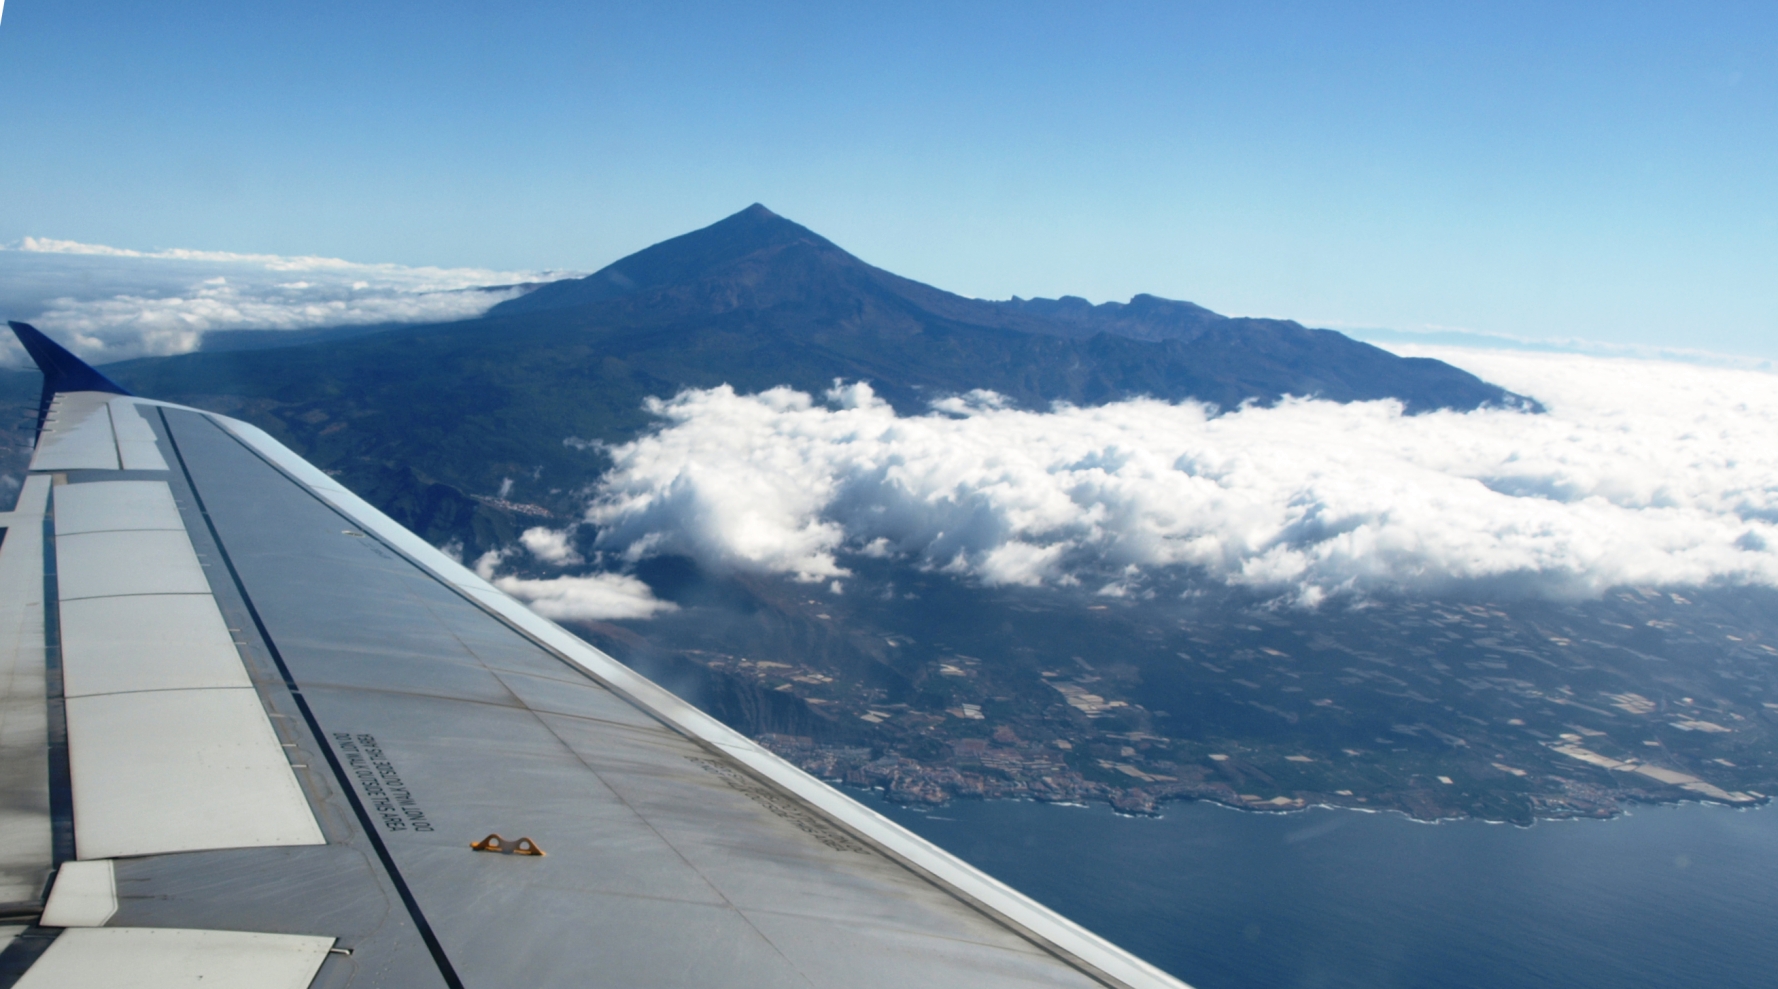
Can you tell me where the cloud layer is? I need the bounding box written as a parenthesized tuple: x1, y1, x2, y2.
(476, 542, 674, 621)
(0, 237, 576, 364)
(568, 350, 1778, 604)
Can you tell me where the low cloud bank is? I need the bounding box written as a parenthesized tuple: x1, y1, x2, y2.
(475, 540, 674, 621)
(488, 572, 677, 621)
(0, 237, 576, 364)
(568, 352, 1778, 604)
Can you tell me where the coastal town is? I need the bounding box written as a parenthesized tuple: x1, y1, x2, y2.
(753, 730, 1291, 817)
(592, 576, 1778, 824)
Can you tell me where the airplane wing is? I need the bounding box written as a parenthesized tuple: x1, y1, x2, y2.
(0, 321, 1189, 989)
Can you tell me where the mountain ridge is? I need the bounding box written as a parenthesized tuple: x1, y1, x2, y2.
(484, 204, 1534, 414)
(160, 203, 1531, 420)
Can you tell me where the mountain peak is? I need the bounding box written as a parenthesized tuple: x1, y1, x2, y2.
(490, 204, 840, 316)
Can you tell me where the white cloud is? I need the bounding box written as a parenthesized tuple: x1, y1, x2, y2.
(587, 385, 853, 581)
(519, 526, 583, 566)
(1348, 324, 1778, 372)
(473, 545, 673, 621)
(0, 236, 577, 364)
(579, 355, 1778, 603)
(491, 572, 677, 621)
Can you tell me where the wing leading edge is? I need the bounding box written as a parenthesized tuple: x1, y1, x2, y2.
(0, 322, 1191, 989)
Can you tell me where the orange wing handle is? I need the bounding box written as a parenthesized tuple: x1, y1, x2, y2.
(471, 833, 545, 856)
(470, 833, 505, 852)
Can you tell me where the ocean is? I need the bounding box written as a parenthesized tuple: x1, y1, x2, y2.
(872, 797, 1778, 989)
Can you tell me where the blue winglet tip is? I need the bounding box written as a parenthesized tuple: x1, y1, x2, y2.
(8, 321, 131, 397)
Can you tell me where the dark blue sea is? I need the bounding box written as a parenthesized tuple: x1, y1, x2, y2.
(871, 797, 1778, 989)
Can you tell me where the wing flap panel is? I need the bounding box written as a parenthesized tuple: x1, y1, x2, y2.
(0, 476, 53, 910)
(55, 529, 211, 600)
(52, 480, 185, 535)
(13, 927, 333, 989)
(66, 688, 325, 859)
(60, 595, 252, 698)
(110, 399, 170, 472)
(29, 393, 120, 472)
(39, 859, 118, 927)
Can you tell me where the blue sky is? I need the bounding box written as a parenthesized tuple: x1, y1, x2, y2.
(1, 2, 1773, 357)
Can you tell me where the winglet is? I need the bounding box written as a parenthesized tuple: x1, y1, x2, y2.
(9, 321, 131, 437)
(9, 322, 130, 397)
